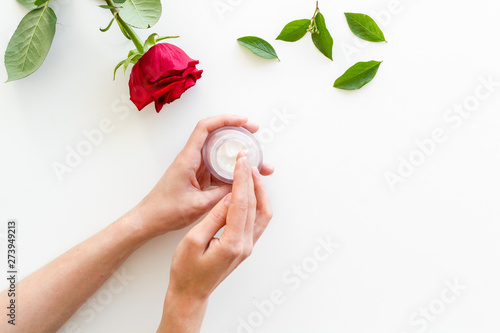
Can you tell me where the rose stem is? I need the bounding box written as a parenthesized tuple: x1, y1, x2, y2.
(104, 0, 145, 54)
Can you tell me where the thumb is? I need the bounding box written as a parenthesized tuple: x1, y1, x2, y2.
(190, 193, 232, 244)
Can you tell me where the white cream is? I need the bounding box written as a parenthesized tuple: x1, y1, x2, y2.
(202, 126, 263, 184)
(216, 140, 246, 173)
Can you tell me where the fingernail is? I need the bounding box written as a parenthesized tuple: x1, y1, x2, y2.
(241, 156, 249, 170)
(237, 151, 249, 170)
(238, 150, 248, 159)
(252, 166, 261, 177)
(224, 193, 232, 207)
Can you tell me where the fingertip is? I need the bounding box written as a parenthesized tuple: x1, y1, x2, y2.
(224, 193, 232, 207)
(203, 184, 232, 210)
(235, 150, 250, 172)
(243, 120, 259, 133)
(237, 150, 248, 159)
(232, 115, 249, 128)
(260, 163, 275, 176)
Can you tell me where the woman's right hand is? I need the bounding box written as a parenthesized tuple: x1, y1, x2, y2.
(157, 151, 273, 333)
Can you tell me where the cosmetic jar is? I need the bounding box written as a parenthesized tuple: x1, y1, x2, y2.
(202, 126, 263, 184)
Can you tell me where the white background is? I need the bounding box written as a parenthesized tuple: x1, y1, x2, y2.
(1, 0, 500, 332)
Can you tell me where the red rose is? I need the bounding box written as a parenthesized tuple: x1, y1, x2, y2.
(129, 43, 203, 112)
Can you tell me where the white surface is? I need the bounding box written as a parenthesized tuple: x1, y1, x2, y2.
(1, 0, 500, 332)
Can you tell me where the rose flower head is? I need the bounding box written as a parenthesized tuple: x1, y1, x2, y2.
(129, 43, 203, 112)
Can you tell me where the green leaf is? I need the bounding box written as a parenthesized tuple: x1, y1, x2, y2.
(157, 35, 179, 42)
(120, 0, 162, 29)
(99, 5, 122, 9)
(311, 12, 333, 60)
(344, 13, 386, 42)
(123, 49, 141, 70)
(16, 0, 38, 9)
(276, 19, 310, 42)
(144, 32, 158, 49)
(100, 18, 115, 32)
(334, 60, 382, 90)
(143, 33, 179, 52)
(4, 6, 57, 82)
(237, 36, 280, 61)
(114, 49, 142, 80)
(34, 0, 48, 6)
(114, 0, 126, 3)
(143, 33, 159, 52)
(114, 59, 127, 80)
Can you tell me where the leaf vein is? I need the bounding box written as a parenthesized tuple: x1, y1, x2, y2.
(21, 5, 48, 72)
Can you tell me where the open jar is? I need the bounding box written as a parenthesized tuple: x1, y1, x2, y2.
(202, 126, 263, 184)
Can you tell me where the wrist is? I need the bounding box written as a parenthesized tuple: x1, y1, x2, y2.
(117, 202, 160, 245)
(158, 288, 208, 333)
(166, 286, 210, 307)
(134, 187, 181, 237)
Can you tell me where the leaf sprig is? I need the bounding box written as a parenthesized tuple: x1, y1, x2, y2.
(5, 1, 57, 81)
(5, 0, 172, 82)
(276, 1, 333, 60)
(237, 4, 388, 91)
(237, 2, 333, 62)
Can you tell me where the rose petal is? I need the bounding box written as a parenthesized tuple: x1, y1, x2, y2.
(129, 43, 203, 112)
(139, 44, 197, 82)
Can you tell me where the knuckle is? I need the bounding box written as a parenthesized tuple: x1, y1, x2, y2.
(218, 113, 231, 120)
(253, 225, 263, 237)
(210, 208, 226, 222)
(248, 196, 257, 209)
(225, 243, 243, 258)
(264, 208, 273, 220)
(236, 202, 248, 214)
(242, 245, 253, 258)
(186, 235, 203, 248)
(175, 152, 188, 164)
(193, 195, 210, 212)
(196, 119, 208, 130)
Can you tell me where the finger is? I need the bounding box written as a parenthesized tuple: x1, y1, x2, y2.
(210, 176, 228, 187)
(220, 152, 249, 245)
(243, 160, 257, 252)
(242, 120, 259, 133)
(208, 170, 230, 187)
(196, 164, 229, 189)
(196, 163, 211, 190)
(203, 184, 232, 209)
(259, 163, 275, 176)
(251, 167, 273, 244)
(189, 193, 232, 246)
(183, 114, 249, 157)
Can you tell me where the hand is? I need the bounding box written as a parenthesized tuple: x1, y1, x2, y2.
(157, 151, 273, 332)
(133, 114, 274, 237)
(169, 150, 272, 298)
